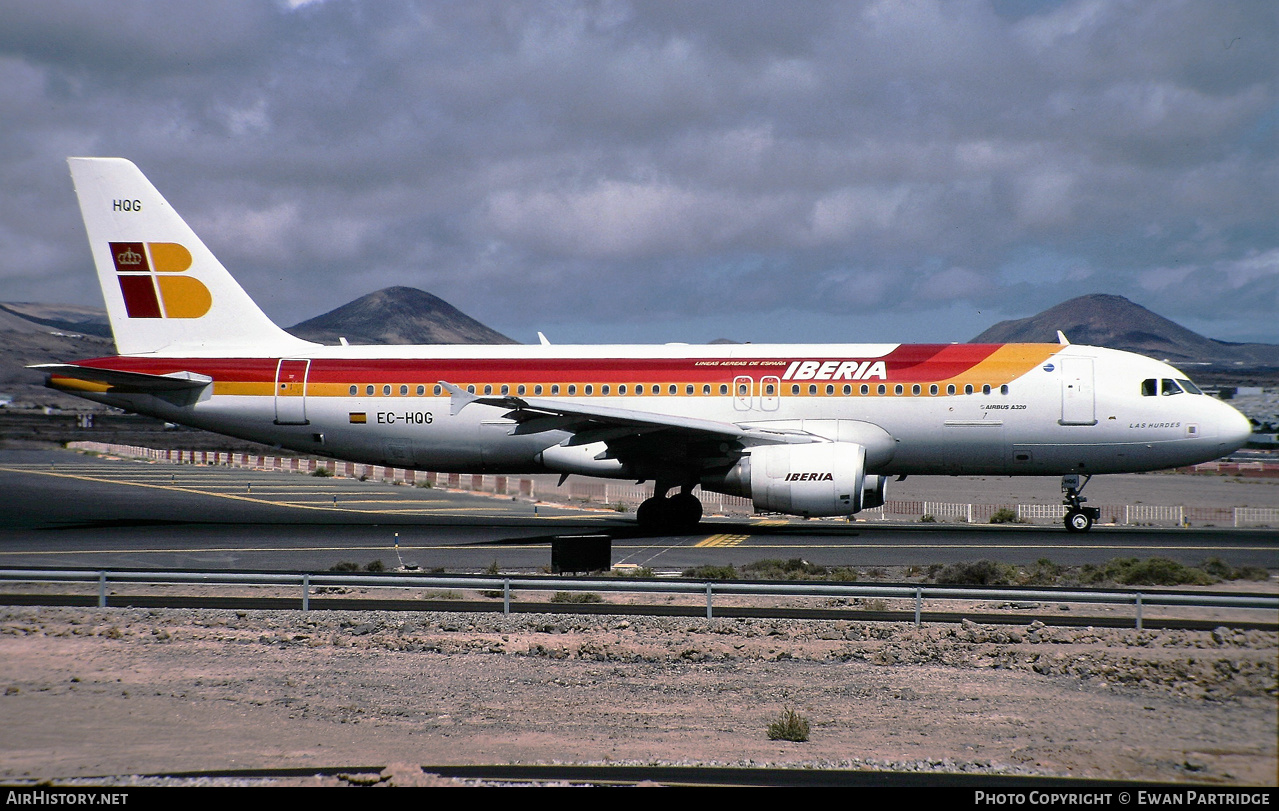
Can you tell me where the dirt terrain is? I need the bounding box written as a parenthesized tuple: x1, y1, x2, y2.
(0, 606, 1274, 786)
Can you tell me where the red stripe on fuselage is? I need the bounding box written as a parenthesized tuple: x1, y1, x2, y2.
(68, 344, 1018, 385)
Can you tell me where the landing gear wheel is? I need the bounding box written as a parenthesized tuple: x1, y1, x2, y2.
(636, 493, 703, 532)
(636, 498, 663, 529)
(1065, 509, 1093, 533)
(668, 492, 703, 528)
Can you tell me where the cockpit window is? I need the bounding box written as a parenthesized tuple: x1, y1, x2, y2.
(1141, 378, 1157, 397)
(1177, 378, 1203, 395)
(1161, 378, 1182, 396)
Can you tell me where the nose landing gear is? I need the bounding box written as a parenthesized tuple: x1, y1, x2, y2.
(1062, 473, 1100, 533)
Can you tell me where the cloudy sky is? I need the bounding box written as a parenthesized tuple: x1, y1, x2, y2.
(0, 0, 1275, 345)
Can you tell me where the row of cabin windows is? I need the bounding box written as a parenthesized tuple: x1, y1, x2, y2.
(1140, 378, 1203, 397)
(346, 382, 1012, 397)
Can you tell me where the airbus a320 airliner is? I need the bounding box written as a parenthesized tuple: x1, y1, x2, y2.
(37, 158, 1252, 533)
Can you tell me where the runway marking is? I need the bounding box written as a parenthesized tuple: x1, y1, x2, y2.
(696, 534, 750, 547)
(0, 465, 511, 518)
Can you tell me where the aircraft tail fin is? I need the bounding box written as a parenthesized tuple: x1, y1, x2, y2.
(67, 157, 317, 357)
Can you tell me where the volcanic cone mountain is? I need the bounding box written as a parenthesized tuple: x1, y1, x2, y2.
(286, 286, 517, 345)
(970, 294, 1278, 366)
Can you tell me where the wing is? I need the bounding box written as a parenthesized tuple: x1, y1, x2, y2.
(440, 380, 818, 475)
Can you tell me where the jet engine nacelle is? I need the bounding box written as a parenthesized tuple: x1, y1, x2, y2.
(861, 474, 888, 510)
(705, 442, 870, 517)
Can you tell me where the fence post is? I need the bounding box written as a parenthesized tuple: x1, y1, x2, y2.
(503, 579, 511, 616)
(706, 582, 714, 619)
(303, 574, 310, 611)
(98, 571, 107, 608)
(1135, 592, 1142, 631)
(915, 588, 922, 628)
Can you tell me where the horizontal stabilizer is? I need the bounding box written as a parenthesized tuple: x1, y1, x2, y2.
(32, 363, 212, 392)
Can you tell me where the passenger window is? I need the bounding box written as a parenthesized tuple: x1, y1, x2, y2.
(1141, 379, 1157, 397)
(417, 385, 425, 395)
(929, 385, 939, 395)
(551, 384, 559, 395)
(1000, 385, 1009, 395)
(433, 385, 442, 396)
(702, 384, 711, 395)
(791, 384, 800, 395)
(809, 384, 818, 395)
(894, 385, 903, 395)
(964, 384, 973, 395)
(946, 384, 955, 395)
(842, 384, 851, 395)
(349, 385, 357, 396)
(534, 385, 543, 395)
(860, 384, 869, 395)
(383, 385, 392, 396)
(517, 385, 526, 395)
(500, 384, 509, 395)
(911, 384, 921, 395)
(686, 384, 695, 395)
(878, 384, 886, 395)
(719, 384, 728, 395)
(366, 385, 375, 396)
(568, 385, 577, 395)
(826, 384, 835, 395)
(399, 385, 408, 395)
(601, 385, 610, 395)
(584, 384, 593, 395)
(982, 384, 991, 395)
(1161, 378, 1182, 396)
(483, 384, 492, 395)
(618, 384, 626, 395)
(668, 384, 677, 395)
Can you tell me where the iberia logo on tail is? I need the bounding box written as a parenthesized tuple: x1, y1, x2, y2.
(109, 241, 211, 318)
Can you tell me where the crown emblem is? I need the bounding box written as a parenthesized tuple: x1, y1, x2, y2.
(116, 247, 143, 265)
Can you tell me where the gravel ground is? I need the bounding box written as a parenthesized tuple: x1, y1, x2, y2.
(0, 606, 1274, 787)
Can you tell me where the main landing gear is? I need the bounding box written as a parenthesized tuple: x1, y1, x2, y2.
(636, 486, 703, 532)
(1062, 473, 1100, 533)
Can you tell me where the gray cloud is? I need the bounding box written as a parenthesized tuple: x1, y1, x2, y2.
(0, 0, 1274, 344)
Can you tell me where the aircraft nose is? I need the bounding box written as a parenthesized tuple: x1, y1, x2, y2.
(1216, 401, 1253, 454)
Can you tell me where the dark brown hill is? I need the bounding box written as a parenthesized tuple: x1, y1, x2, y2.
(970, 294, 1279, 366)
(285, 287, 517, 345)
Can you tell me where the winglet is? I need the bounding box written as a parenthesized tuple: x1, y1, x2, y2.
(1057, 330, 1070, 345)
(440, 381, 479, 416)
(538, 332, 551, 346)
(439, 380, 528, 416)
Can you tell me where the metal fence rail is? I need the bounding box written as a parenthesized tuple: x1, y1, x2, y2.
(2, 567, 1274, 631)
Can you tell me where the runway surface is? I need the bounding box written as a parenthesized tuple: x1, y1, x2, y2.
(1, 448, 1275, 572)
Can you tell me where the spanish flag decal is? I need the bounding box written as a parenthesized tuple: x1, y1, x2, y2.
(349, 412, 367, 424)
